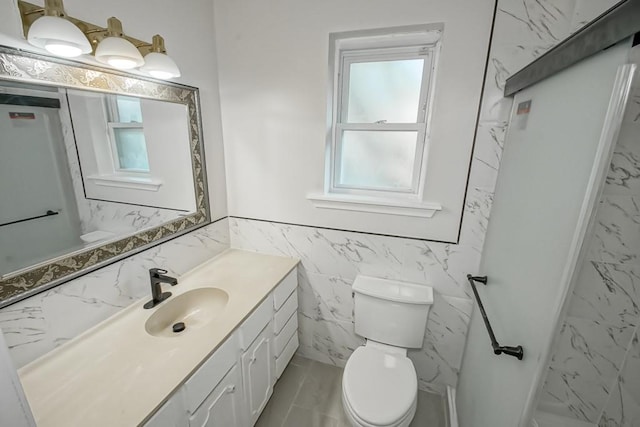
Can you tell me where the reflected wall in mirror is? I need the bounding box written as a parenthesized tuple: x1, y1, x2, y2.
(0, 46, 209, 307)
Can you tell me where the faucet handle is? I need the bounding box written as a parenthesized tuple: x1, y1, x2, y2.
(149, 268, 168, 276)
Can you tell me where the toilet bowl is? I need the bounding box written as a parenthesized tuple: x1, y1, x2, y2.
(342, 342, 418, 427)
(342, 276, 433, 427)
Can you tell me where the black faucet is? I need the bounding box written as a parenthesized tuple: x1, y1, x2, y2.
(144, 268, 178, 309)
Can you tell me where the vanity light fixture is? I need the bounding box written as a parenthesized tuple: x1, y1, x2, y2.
(19, 1, 181, 79)
(140, 35, 181, 79)
(94, 17, 145, 70)
(26, 0, 91, 58)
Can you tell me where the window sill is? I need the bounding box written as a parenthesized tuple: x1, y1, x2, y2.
(87, 175, 163, 192)
(307, 193, 442, 218)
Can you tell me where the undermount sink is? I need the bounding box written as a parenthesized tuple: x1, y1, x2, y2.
(145, 288, 229, 338)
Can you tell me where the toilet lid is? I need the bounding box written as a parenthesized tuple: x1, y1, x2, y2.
(343, 346, 417, 426)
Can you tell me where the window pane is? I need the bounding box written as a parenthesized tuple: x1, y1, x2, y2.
(116, 96, 143, 123)
(114, 128, 150, 171)
(338, 131, 417, 190)
(346, 59, 424, 124)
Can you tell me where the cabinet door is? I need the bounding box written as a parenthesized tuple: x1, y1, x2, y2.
(242, 324, 274, 425)
(144, 389, 188, 427)
(189, 364, 244, 427)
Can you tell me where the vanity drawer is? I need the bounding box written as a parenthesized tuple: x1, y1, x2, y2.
(274, 313, 298, 357)
(183, 332, 238, 414)
(275, 334, 299, 379)
(273, 269, 297, 310)
(239, 295, 274, 350)
(273, 290, 297, 334)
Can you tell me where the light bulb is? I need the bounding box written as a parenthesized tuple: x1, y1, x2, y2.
(95, 33, 145, 70)
(106, 57, 139, 70)
(148, 70, 174, 79)
(27, 15, 91, 58)
(141, 49, 181, 80)
(44, 41, 82, 57)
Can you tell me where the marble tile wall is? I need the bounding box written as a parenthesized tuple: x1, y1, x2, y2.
(538, 84, 640, 425)
(229, 218, 476, 394)
(600, 333, 640, 426)
(0, 218, 230, 368)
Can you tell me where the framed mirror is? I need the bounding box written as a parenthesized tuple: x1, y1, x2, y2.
(0, 45, 210, 308)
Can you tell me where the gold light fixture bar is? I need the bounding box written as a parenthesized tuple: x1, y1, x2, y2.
(18, 0, 156, 56)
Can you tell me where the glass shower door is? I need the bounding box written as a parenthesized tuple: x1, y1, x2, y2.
(456, 40, 635, 427)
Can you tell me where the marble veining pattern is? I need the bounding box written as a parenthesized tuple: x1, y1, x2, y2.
(599, 334, 640, 426)
(569, 261, 640, 328)
(540, 60, 640, 426)
(541, 316, 635, 421)
(230, 217, 475, 392)
(588, 195, 640, 266)
(0, 218, 229, 368)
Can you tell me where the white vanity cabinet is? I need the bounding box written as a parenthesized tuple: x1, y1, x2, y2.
(189, 365, 244, 427)
(272, 271, 299, 379)
(241, 322, 274, 425)
(145, 390, 188, 427)
(143, 267, 298, 427)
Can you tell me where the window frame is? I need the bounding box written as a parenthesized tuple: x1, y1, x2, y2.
(105, 95, 150, 174)
(327, 29, 441, 203)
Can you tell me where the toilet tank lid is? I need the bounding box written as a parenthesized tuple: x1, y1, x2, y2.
(352, 276, 433, 305)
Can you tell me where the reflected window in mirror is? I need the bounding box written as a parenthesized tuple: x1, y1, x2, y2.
(106, 95, 150, 172)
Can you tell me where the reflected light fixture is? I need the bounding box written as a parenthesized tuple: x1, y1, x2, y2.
(26, 0, 91, 58)
(141, 35, 181, 79)
(95, 17, 144, 70)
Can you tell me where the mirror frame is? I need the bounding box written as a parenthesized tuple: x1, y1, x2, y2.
(0, 45, 211, 308)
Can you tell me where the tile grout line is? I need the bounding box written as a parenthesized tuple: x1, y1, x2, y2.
(279, 358, 313, 427)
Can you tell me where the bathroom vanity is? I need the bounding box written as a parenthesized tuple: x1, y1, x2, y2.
(17, 250, 299, 427)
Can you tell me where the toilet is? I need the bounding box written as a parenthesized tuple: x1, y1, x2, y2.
(342, 275, 433, 427)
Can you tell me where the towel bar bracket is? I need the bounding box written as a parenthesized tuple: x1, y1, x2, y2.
(467, 274, 524, 361)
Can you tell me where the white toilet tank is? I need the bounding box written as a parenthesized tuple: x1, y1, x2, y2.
(352, 275, 433, 349)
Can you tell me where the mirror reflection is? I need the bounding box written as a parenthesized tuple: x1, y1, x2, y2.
(0, 81, 195, 276)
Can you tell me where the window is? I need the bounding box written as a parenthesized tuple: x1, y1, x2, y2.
(311, 27, 443, 218)
(336, 48, 433, 194)
(106, 95, 150, 172)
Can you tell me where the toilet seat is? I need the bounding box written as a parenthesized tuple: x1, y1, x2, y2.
(342, 345, 418, 427)
(343, 387, 417, 427)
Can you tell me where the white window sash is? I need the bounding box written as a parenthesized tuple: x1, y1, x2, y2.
(106, 122, 149, 174)
(339, 48, 432, 125)
(331, 45, 435, 196)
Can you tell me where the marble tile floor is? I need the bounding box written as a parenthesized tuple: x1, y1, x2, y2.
(257, 354, 448, 427)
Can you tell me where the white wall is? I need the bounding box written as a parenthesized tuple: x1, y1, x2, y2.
(215, 0, 496, 242)
(0, 0, 228, 220)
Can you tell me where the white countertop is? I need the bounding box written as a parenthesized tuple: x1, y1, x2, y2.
(18, 249, 298, 427)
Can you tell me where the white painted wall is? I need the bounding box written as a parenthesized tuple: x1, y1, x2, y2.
(214, 0, 496, 242)
(0, 0, 228, 220)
